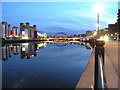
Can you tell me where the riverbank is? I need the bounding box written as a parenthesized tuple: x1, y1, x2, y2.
(2, 39, 47, 43)
(76, 40, 119, 89)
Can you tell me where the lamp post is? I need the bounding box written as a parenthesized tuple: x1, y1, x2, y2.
(94, 4, 103, 37)
(97, 11, 99, 35)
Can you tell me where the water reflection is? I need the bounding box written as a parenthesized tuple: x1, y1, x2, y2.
(2, 41, 93, 61)
(2, 45, 19, 60)
(3, 41, 93, 88)
(21, 43, 38, 59)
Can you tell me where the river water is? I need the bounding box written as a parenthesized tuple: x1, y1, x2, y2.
(2, 41, 92, 88)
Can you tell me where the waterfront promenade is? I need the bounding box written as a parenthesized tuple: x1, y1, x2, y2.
(76, 40, 119, 89)
(104, 40, 119, 89)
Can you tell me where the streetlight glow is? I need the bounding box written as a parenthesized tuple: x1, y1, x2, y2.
(94, 4, 103, 13)
(96, 23, 99, 28)
(98, 35, 109, 42)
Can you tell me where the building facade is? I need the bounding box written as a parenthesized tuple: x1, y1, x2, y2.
(20, 22, 38, 39)
(37, 31, 47, 38)
(117, 8, 120, 39)
(2, 22, 10, 38)
(2, 22, 19, 39)
(108, 23, 117, 34)
(11, 26, 18, 37)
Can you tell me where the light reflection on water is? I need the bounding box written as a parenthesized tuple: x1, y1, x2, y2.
(2, 41, 93, 88)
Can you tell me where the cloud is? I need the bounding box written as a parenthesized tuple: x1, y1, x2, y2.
(2, 2, 118, 35)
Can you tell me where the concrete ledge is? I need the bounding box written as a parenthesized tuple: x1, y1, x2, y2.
(76, 50, 95, 88)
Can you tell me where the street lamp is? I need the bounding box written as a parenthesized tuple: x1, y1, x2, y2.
(94, 4, 103, 36)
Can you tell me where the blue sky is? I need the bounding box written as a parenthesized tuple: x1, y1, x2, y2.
(2, 2, 118, 35)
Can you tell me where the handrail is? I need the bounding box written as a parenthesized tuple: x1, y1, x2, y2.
(94, 40, 106, 89)
(98, 55, 106, 89)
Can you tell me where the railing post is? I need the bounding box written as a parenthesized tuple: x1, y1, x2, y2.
(94, 40, 105, 89)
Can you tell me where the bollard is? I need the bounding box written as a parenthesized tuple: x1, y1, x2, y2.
(94, 40, 105, 89)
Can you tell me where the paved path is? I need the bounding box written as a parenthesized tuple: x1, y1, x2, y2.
(104, 40, 119, 89)
(105, 41, 119, 76)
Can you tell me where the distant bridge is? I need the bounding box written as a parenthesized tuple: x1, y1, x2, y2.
(54, 32, 68, 38)
(48, 32, 86, 41)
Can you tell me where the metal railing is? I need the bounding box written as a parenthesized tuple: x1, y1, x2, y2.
(94, 40, 107, 89)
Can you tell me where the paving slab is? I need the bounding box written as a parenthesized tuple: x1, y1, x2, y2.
(104, 40, 119, 89)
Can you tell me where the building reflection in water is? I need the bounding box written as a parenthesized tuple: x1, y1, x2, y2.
(12, 45, 19, 55)
(2, 45, 9, 60)
(21, 43, 38, 59)
(2, 41, 93, 61)
(2, 45, 19, 61)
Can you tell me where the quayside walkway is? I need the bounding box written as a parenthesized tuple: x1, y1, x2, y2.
(76, 40, 119, 89)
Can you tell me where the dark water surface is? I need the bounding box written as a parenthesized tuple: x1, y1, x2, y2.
(2, 42, 92, 88)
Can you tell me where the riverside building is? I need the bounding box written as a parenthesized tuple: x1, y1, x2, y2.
(20, 22, 38, 39)
(2, 22, 10, 39)
(117, 8, 120, 39)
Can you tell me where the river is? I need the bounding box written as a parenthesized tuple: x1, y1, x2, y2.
(2, 41, 92, 88)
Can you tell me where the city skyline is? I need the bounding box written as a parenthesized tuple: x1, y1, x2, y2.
(2, 2, 118, 35)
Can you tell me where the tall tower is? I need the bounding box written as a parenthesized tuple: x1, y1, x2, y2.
(8, 24, 10, 37)
(2, 22, 8, 38)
